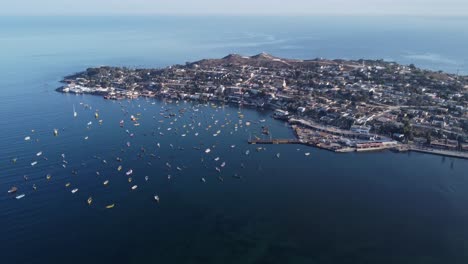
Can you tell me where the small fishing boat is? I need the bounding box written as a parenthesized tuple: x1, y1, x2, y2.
(31, 161, 38, 166)
(103, 180, 109, 186)
(201, 177, 206, 183)
(73, 104, 77, 118)
(154, 195, 160, 203)
(214, 157, 220, 161)
(276, 153, 280, 158)
(53, 128, 58, 136)
(46, 174, 51, 180)
(87, 197, 93, 205)
(205, 148, 211, 154)
(24, 136, 31, 141)
(145, 176, 149, 181)
(131, 185, 138, 190)
(245, 150, 250, 155)
(71, 188, 78, 194)
(126, 169, 133, 176)
(305, 152, 310, 156)
(65, 182, 71, 187)
(15, 194, 25, 200)
(8, 186, 18, 194)
(106, 204, 115, 209)
(117, 165, 122, 171)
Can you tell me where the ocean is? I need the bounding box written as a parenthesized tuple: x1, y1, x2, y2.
(0, 16, 468, 264)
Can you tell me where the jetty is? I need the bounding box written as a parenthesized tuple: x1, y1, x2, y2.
(248, 138, 301, 144)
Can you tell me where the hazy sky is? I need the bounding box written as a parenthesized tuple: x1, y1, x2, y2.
(1, 0, 467, 16)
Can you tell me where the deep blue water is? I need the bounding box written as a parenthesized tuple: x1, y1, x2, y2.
(1, 16, 468, 264)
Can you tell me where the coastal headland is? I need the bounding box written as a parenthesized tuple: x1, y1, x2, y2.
(56, 53, 468, 159)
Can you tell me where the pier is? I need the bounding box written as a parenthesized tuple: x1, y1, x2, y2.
(248, 138, 301, 144)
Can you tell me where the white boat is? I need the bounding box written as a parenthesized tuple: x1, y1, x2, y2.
(103, 180, 109, 186)
(71, 188, 79, 194)
(15, 194, 25, 200)
(73, 104, 77, 118)
(205, 148, 211, 154)
(201, 177, 206, 183)
(126, 169, 133, 176)
(245, 150, 250, 155)
(157, 143, 160, 148)
(214, 157, 220, 161)
(53, 128, 58, 136)
(154, 195, 160, 203)
(305, 152, 310, 156)
(31, 161, 38, 166)
(145, 176, 149, 181)
(221, 162, 226, 167)
(87, 121, 92, 126)
(131, 185, 138, 190)
(276, 153, 280, 158)
(36, 151, 42, 156)
(24, 136, 31, 141)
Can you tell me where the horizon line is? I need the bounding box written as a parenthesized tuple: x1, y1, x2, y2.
(1, 13, 468, 18)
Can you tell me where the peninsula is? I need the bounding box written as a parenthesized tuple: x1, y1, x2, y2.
(57, 53, 468, 158)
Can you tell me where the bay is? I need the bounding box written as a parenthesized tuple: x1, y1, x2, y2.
(1, 16, 468, 264)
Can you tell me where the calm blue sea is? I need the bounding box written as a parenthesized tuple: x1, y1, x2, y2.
(0, 16, 468, 264)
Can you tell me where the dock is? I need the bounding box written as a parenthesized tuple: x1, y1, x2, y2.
(248, 139, 301, 144)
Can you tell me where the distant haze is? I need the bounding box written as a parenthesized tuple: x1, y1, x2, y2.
(2, 0, 468, 16)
